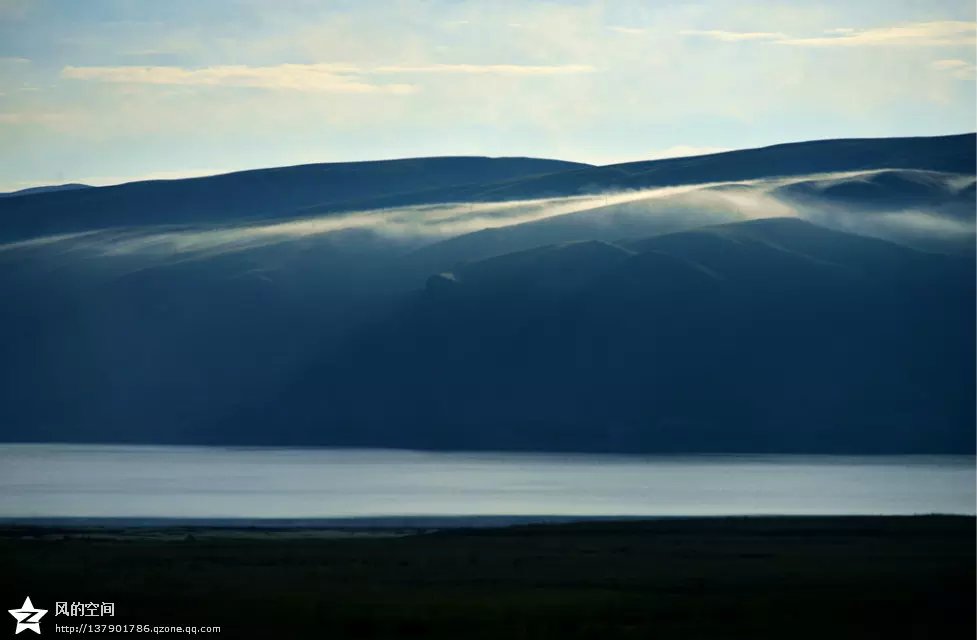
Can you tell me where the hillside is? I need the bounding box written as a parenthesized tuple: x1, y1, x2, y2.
(0, 183, 91, 198)
(220, 218, 974, 453)
(297, 133, 977, 210)
(0, 156, 588, 241)
(0, 134, 973, 452)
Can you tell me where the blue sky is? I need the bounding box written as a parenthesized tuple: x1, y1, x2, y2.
(0, 0, 974, 190)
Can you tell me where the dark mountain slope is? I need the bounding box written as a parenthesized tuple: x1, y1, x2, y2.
(776, 169, 975, 212)
(0, 226, 416, 444)
(303, 135, 977, 278)
(622, 217, 944, 279)
(0, 157, 589, 241)
(228, 218, 973, 453)
(466, 133, 976, 200)
(1, 134, 971, 249)
(392, 198, 736, 287)
(0, 183, 91, 198)
(311, 134, 977, 210)
(427, 240, 635, 299)
(0, 135, 972, 452)
(189, 134, 977, 222)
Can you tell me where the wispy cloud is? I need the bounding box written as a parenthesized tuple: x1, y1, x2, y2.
(372, 64, 595, 75)
(932, 58, 977, 79)
(777, 21, 976, 47)
(607, 26, 646, 36)
(59, 62, 594, 92)
(61, 64, 416, 94)
(122, 49, 176, 57)
(0, 111, 75, 125)
(681, 30, 786, 42)
(82, 184, 736, 258)
(4, 170, 966, 260)
(680, 21, 976, 47)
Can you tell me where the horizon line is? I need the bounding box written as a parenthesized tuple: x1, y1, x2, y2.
(3, 130, 974, 194)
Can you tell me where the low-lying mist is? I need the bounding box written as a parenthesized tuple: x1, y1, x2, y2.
(0, 166, 972, 447)
(3, 168, 970, 268)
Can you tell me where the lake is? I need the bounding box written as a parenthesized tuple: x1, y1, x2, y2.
(0, 444, 973, 521)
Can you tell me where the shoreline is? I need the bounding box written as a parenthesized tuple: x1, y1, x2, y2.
(1, 511, 974, 528)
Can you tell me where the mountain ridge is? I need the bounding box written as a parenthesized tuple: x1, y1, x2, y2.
(1, 134, 973, 243)
(0, 134, 973, 454)
(0, 156, 589, 241)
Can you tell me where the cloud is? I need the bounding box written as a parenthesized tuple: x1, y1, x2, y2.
(680, 21, 976, 47)
(59, 62, 594, 93)
(371, 64, 595, 75)
(123, 49, 175, 57)
(777, 21, 976, 47)
(61, 64, 417, 94)
(932, 58, 976, 79)
(680, 30, 786, 42)
(6, 169, 967, 261)
(607, 26, 646, 36)
(0, 111, 75, 125)
(79, 184, 729, 258)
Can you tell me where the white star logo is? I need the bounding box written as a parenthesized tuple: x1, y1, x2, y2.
(8, 597, 47, 635)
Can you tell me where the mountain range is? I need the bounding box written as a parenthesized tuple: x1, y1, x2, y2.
(0, 133, 973, 453)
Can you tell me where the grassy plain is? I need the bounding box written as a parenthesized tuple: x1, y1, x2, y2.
(1, 516, 972, 639)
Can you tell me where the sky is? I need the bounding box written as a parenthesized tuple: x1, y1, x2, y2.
(0, 0, 974, 191)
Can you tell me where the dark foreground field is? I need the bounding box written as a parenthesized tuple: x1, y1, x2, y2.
(1, 516, 973, 639)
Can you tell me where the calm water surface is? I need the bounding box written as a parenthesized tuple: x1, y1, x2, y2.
(0, 444, 973, 519)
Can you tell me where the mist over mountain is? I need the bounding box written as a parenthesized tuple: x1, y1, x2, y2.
(0, 134, 973, 453)
(776, 169, 974, 209)
(0, 156, 587, 242)
(329, 133, 975, 207)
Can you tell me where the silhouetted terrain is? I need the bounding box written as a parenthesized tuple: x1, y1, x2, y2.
(777, 169, 974, 210)
(1, 516, 973, 639)
(411, 132, 976, 202)
(231, 218, 974, 452)
(0, 183, 90, 198)
(0, 134, 973, 452)
(1, 134, 972, 242)
(0, 156, 587, 241)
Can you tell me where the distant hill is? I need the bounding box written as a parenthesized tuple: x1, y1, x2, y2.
(0, 134, 973, 454)
(776, 169, 975, 211)
(227, 218, 973, 454)
(463, 133, 977, 200)
(0, 134, 972, 244)
(0, 183, 90, 198)
(0, 157, 589, 241)
(295, 133, 977, 212)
